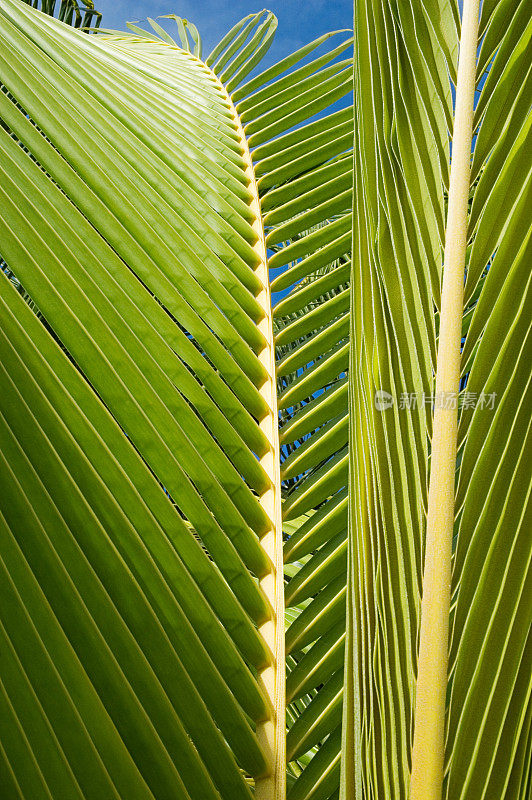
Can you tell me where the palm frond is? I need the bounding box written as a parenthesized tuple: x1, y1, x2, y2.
(0, 2, 354, 797)
(346, 0, 531, 797)
(0, 3, 284, 796)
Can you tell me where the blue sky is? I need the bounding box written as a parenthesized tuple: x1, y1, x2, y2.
(95, 0, 353, 65)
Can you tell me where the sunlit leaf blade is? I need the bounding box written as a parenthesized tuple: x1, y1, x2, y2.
(446, 4, 532, 793)
(346, 0, 531, 798)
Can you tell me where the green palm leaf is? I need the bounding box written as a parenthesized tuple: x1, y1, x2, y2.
(345, 0, 531, 798)
(0, 2, 352, 797)
(2, 0, 529, 797)
(0, 4, 282, 797)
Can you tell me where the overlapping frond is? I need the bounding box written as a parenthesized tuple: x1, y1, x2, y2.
(346, 0, 531, 798)
(0, 2, 285, 796)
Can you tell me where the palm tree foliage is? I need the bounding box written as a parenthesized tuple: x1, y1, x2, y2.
(20, 0, 101, 29)
(0, 0, 530, 798)
(0, 1, 352, 797)
(344, 0, 531, 798)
